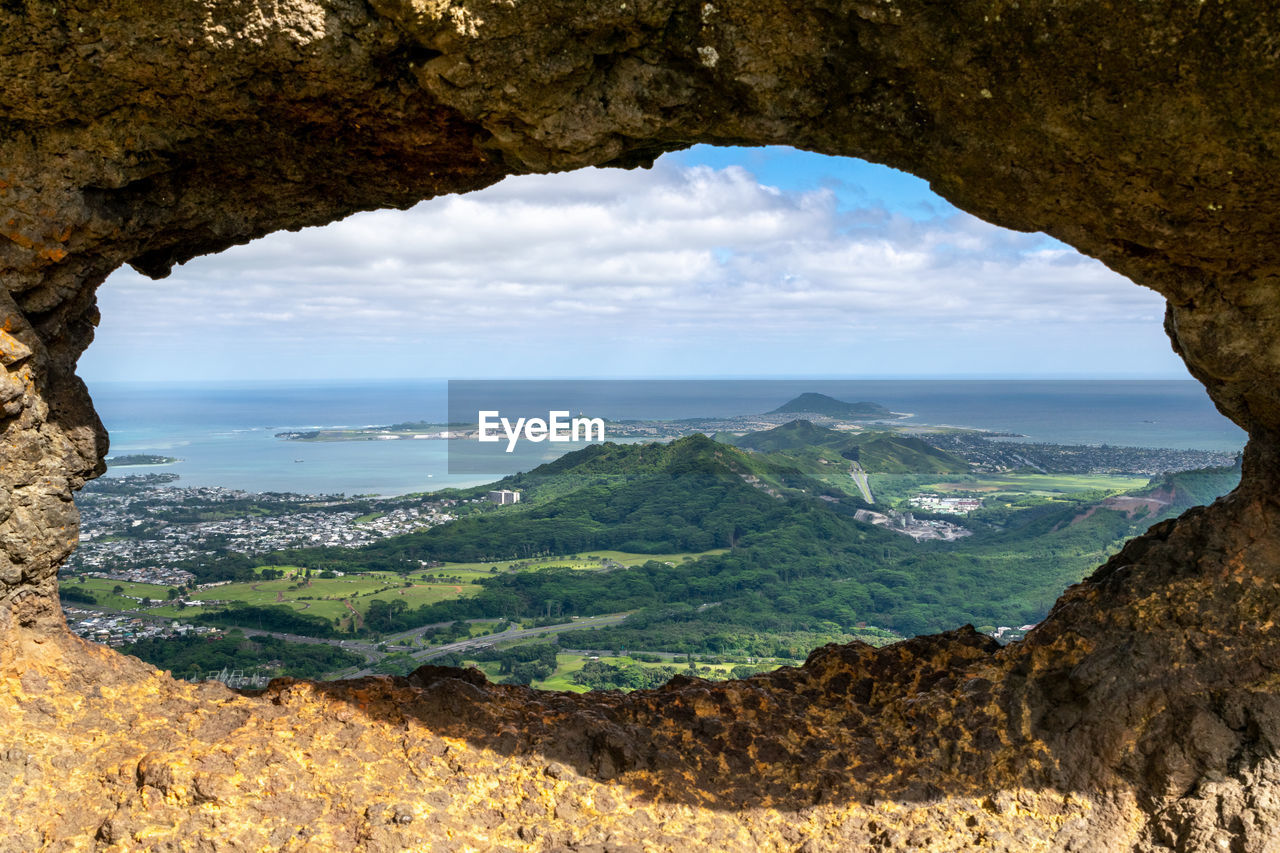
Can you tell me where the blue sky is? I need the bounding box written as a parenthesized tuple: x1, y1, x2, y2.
(666, 147, 950, 216)
(83, 146, 1185, 382)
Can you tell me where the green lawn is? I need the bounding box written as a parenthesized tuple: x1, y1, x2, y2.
(73, 577, 174, 610)
(921, 472, 1151, 497)
(144, 569, 480, 622)
(246, 564, 305, 576)
(436, 548, 729, 576)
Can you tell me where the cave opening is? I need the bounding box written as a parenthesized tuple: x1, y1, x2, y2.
(63, 145, 1245, 681)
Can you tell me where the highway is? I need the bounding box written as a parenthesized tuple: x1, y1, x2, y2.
(73, 603, 630, 679)
(346, 612, 630, 677)
(849, 461, 874, 503)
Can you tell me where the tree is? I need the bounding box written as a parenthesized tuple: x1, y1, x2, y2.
(112, 585, 124, 595)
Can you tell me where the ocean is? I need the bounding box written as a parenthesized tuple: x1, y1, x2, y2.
(89, 379, 1248, 497)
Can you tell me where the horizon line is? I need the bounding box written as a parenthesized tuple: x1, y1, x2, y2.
(80, 374, 1200, 385)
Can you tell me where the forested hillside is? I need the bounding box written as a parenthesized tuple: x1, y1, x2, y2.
(193, 433, 1245, 653)
(726, 420, 969, 474)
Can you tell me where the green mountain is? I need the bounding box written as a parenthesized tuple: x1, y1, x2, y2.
(353, 434, 856, 562)
(768, 392, 896, 419)
(727, 420, 969, 476)
(449, 433, 847, 505)
(844, 434, 971, 474)
(1137, 458, 1242, 508)
(728, 419, 844, 452)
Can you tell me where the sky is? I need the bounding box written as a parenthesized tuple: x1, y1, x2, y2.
(83, 146, 1185, 382)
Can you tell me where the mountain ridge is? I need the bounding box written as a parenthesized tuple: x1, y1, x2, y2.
(726, 419, 970, 475)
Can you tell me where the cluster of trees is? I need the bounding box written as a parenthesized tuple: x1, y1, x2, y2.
(58, 586, 98, 604)
(573, 659, 680, 690)
(373, 652, 420, 676)
(570, 659, 773, 691)
(421, 620, 474, 645)
(175, 550, 262, 585)
(363, 598, 425, 633)
(259, 546, 417, 574)
(194, 603, 340, 637)
(469, 642, 559, 684)
(120, 630, 362, 680)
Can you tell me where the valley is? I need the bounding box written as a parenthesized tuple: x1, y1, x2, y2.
(62, 400, 1242, 691)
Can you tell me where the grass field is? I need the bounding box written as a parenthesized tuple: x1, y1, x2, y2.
(134, 569, 482, 622)
(921, 473, 1151, 497)
(73, 577, 175, 610)
(437, 548, 729, 576)
(71, 548, 728, 627)
(455, 649, 791, 693)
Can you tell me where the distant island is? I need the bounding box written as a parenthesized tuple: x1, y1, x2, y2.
(105, 454, 180, 467)
(277, 424, 457, 442)
(277, 394, 909, 446)
(768, 393, 902, 419)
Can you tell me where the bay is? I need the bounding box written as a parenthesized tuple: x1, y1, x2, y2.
(89, 379, 1247, 496)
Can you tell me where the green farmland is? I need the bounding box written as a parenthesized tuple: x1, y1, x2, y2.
(169, 573, 477, 624)
(868, 471, 1154, 507)
(72, 547, 728, 629)
(437, 548, 729, 575)
(71, 570, 479, 627)
(920, 473, 1151, 497)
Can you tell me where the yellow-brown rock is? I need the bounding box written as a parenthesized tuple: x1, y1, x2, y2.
(5, 1, 1280, 849)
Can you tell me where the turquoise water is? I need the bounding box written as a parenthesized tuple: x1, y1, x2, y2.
(90, 380, 1247, 496)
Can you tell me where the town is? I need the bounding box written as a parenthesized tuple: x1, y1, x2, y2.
(65, 476, 461, 581)
(920, 433, 1237, 475)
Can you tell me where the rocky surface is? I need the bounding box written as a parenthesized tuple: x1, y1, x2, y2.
(6, 0, 1280, 849)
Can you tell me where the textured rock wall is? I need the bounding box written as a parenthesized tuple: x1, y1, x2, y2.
(6, 0, 1280, 849)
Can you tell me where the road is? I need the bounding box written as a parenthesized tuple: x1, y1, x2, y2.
(849, 461, 874, 503)
(347, 612, 630, 677)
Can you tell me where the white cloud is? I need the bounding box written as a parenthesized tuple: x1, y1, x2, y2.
(88, 157, 1178, 380)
